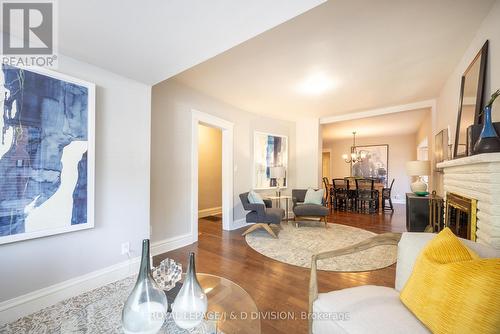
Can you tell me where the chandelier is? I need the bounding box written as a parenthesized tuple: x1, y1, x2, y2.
(342, 131, 367, 163)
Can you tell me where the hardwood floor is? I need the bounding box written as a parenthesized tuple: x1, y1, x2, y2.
(153, 205, 407, 334)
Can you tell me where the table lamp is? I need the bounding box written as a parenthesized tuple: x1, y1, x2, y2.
(406, 160, 431, 194)
(270, 166, 286, 197)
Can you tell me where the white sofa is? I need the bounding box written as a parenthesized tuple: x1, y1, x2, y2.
(310, 232, 500, 334)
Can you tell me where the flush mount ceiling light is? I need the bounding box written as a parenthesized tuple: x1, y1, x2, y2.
(296, 73, 335, 95)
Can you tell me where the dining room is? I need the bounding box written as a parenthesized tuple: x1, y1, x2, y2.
(321, 108, 432, 215)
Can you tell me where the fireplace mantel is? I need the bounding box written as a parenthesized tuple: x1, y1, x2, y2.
(437, 153, 500, 249)
(437, 152, 500, 168)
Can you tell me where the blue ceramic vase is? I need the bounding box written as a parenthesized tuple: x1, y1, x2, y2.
(473, 106, 500, 154)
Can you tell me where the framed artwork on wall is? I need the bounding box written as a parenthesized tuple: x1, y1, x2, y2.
(351, 144, 389, 185)
(253, 132, 288, 190)
(0, 64, 95, 245)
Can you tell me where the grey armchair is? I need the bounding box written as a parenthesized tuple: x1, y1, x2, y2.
(239, 192, 284, 238)
(292, 189, 329, 228)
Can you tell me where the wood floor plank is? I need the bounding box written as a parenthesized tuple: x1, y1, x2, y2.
(154, 205, 406, 334)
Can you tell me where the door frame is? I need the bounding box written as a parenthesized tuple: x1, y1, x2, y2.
(322, 148, 332, 180)
(191, 110, 234, 242)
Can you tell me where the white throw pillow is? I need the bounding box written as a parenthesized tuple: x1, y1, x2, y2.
(304, 188, 324, 205)
(248, 190, 265, 205)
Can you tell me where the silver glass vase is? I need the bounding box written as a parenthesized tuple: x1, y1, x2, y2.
(172, 252, 208, 329)
(122, 239, 168, 334)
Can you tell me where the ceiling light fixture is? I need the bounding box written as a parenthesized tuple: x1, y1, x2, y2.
(342, 131, 367, 164)
(297, 72, 334, 95)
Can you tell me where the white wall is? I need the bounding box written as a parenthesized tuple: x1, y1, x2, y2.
(151, 80, 296, 242)
(324, 133, 416, 201)
(0, 57, 151, 303)
(435, 0, 500, 195)
(295, 118, 321, 188)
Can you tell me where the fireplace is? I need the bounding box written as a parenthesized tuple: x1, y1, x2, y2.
(437, 153, 500, 249)
(445, 193, 477, 241)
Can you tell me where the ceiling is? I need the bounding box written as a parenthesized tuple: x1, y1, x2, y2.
(322, 108, 430, 142)
(173, 0, 495, 121)
(56, 0, 325, 84)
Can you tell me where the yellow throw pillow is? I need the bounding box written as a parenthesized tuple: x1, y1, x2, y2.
(400, 228, 500, 334)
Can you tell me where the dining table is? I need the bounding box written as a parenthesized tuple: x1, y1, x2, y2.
(329, 180, 385, 214)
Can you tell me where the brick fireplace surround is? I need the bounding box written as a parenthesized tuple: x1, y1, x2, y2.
(437, 153, 500, 249)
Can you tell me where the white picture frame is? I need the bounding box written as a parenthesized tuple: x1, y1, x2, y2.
(253, 131, 288, 190)
(0, 65, 95, 244)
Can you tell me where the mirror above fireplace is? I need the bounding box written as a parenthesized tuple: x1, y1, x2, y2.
(454, 40, 488, 158)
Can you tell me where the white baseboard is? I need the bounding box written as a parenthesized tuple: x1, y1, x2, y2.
(151, 233, 194, 256)
(392, 198, 405, 204)
(0, 256, 141, 325)
(198, 206, 222, 218)
(229, 218, 250, 230)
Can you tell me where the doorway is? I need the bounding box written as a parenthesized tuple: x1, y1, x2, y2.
(322, 150, 331, 180)
(191, 110, 234, 243)
(198, 124, 223, 232)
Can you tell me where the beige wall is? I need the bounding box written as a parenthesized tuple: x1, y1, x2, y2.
(198, 124, 222, 211)
(434, 0, 500, 195)
(415, 111, 433, 189)
(324, 133, 417, 202)
(151, 79, 296, 242)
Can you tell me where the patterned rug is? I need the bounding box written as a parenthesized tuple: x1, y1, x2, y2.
(245, 221, 397, 272)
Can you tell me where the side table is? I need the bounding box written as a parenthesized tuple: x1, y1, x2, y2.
(265, 195, 293, 220)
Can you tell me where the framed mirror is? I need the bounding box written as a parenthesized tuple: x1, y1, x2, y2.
(454, 41, 488, 158)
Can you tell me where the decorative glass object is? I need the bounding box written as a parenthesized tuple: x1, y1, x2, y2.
(122, 239, 168, 334)
(152, 258, 182, 291)
(474, 105, 500, 154)
(172, 252, 208, 329)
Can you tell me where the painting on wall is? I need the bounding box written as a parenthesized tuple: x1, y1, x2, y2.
(351, 145, 389, 185)
(253, 132, 288, 189)
(0, 64, 95, 244)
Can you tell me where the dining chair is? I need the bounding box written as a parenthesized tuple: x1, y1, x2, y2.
(382, 179, 395, 212)
(355, 178, 378, 214)
(322, 177, 333, 210)
(345, 177, 359, 211)
(332, 178, 349, 211)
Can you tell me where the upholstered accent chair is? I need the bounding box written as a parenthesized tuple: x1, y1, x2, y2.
(292, 189, 330, 228)
(239, 192, 284, 238)
(308, 232, 499, 333)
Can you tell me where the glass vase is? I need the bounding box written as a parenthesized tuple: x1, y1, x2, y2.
(172, 252, 208, 329)
(122, 239, 168, 334)
(473, 105, 500, 154)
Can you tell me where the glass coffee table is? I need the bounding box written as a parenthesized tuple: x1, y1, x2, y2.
(0, 273, 260, 334)
(189, 273, 261, 334)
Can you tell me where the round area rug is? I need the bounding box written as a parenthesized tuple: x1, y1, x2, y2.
(245, 221, 397, 272)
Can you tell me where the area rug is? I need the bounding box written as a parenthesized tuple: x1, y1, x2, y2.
(245, 221, 397, 272)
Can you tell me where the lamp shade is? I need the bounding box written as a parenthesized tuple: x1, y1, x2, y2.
(406, 160, 431, 176)
(270, 166, 286, 179)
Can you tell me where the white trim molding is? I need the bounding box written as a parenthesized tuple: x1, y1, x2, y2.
(0, 257, 140, 325)
(198, 206, 222, 218)
(151, 233, 194, 256)
(320, 99, 436, 124)
(191, 110, 234, 243)
(230, 218, 250, 231)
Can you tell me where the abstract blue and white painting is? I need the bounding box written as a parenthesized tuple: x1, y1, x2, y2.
(0, 64, 95, 244)
(253, 132, 288, 189)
